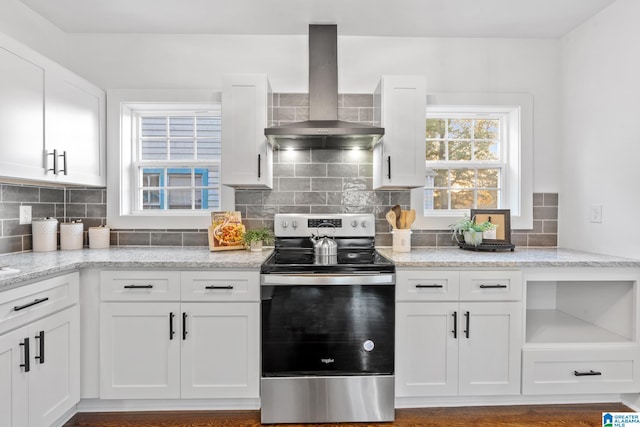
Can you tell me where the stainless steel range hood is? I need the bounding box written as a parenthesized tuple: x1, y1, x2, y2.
(265, 25, 384, 150)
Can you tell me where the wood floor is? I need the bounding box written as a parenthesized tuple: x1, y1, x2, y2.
(64, 403, 631, 427)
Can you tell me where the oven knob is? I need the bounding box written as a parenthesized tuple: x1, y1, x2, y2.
(363, 340, 375, 352)
(361, 221, 368, 228)
(351, 220, 358, 228)
(281, 220, 288, 229)
(292, 220, 298, 229)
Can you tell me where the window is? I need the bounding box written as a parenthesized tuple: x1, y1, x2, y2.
(107, 90, 234, 229)
(134, 114, 221, 211)
(410, 93, 533, 230)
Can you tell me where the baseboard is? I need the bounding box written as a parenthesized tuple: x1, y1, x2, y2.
(395, 393, 625, 409)
(77, 398, 261, 413)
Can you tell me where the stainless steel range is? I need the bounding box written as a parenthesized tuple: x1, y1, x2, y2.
(260, 213, 395, 424)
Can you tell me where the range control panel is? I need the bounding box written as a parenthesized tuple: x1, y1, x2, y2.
(274, 214, 376, 238)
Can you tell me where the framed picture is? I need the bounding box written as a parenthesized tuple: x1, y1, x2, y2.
(470, 209, 511, 245)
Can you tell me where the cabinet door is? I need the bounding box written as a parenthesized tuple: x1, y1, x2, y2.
(0, 44, 46, 181)
(28, 306, 79, 427)
(45, 66, 106, 186)
(373, 75, 426, 189)
(100, 302, 180, 399)
(180, 302, 259, 398)
(221, 74, 273, 188)
(0, 327, 29, 427)
(395, 302, 458, 396)
(458, 302, 521, 396)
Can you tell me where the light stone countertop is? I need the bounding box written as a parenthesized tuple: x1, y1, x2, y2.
(0, 246, 639, 292)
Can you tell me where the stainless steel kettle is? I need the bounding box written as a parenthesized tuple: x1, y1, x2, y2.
(310, 223, 338, 263)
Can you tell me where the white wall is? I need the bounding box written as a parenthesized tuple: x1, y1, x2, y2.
(559, 0, 640, 258)
(64, 33, 561, 192)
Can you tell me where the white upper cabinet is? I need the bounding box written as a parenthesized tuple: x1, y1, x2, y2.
(0, 33, 105, 186)
(221, 74, 273, 189)
(373, 75, 426, 189)
(45, 65, 106, 186)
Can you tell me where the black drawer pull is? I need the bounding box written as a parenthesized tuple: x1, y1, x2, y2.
(574, 370, 602, 377)
(35, 331, 45, 364)
(387, 156, 391, 179)
(464, 311, 470, 338)
(169, 312, 175, 340)
(416, 284, 444, 289)
(14, 297, 49, 311)
(479, 284, 508, 289)
(182, 312, 188, 340)
(20, 337, 30, 372)
(452, 311, 457, 339)
(205, 285, 234, 290)
(123, 284, 154, 289)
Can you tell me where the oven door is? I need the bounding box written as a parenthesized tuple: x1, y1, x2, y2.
(261, 273, 395, 377)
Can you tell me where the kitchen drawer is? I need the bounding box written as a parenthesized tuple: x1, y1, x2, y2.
(181, 271, 260, 302)
(459, 271, 522, 301)
(100, 270, 181, 301)
(396, 270, 459, 301)
(0, 272, 79, 334)
(522, 347, 640, 394)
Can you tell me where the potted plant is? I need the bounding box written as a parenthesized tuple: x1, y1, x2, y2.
(449, 216, 496, 247)
(242, 227, 274, 251)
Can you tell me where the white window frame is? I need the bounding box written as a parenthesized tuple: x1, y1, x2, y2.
(410, 93, 533, 230)
(107, 90, 234, 229)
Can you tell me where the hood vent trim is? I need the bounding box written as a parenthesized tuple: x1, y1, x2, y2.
(265, 25, 384, 150)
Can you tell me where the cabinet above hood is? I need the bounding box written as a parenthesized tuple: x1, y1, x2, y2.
(265, 25, 384, 150)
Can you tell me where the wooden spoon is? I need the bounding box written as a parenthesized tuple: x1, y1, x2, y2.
(385, 210, 397, 229)
(391, 205, 402, 229)
(406, 209, 416, 228)
(400, 210, 407, 229)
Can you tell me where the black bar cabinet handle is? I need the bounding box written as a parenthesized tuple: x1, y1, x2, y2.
(20, 337, 30, 372)
(182, 312, 188, 340)
(258, 154, 261, 178)
(169, 312, 175, 340)
(35, 330, 45, 364)
(14, 297, 49, 312)
(387, 156, 391, 179)
(574, 370, 602, 377)
(452, 311, 457, 339)
(479, 284, 508, 289)
(123, 284, 154, 289)
(464, 311, 470, 338)
(416, 284, 443, 289)
(205, 285, 234, 290)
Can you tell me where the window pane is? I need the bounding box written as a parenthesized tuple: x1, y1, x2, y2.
(450, 169, 474, 188)
(142, 170, 162, 187)
(426, 118, 445, 138)
(474, 141, 500, 161)
(451, 190, 474, 209)
(169, 140, 195, 160)
(167, 189, 192, 209)
(167, 170, 192, 187)
(477, 169, 500, 188)
(433, 169, 448, 187)
(448, 119, 472, 139)
(433, 189, 449, 209)
(474, 119, 499, 139)
(141, 117, 166, 137)
(196, 117, 219, 138)
(197, 138, 221, 160)
(169, 117, 194, 137)
(142, 190, 161, 210)
(477, 190, 499, 208)
(141, 139, 168, 160)
(449, 141, 472, 161)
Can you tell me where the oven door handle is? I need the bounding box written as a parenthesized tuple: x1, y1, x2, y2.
(261, 273, 395, 286)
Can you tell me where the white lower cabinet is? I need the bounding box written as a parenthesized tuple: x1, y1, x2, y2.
(396, 270, 522, 398)
(99, 270, 260, 401)
(0, 306, 80, 427)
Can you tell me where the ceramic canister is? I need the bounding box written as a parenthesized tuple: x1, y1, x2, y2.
(32, 217, 59, 252)
(60, 221, 84, 250)
(89, 226, 110, 249)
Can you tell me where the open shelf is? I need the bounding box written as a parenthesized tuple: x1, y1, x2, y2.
(526, 279, 636, 344)
(526, 309, 632, 344)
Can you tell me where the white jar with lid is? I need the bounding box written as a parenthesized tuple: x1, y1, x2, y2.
(60, 221, 84, 250)
(89, 226, 110, 249)
(32, 217, 58, 252)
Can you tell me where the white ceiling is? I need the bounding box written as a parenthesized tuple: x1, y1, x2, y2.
(18, 0, 615, 38)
